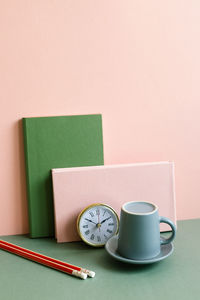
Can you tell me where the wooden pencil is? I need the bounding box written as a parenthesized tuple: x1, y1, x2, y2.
(0, 240, 95, 279)
(0, 240, 95, 278)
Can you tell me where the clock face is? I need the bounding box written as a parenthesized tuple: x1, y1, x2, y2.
(77, 204, 119, 247)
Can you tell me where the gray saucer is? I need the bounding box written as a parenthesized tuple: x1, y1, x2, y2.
(105, 235, 174, 264)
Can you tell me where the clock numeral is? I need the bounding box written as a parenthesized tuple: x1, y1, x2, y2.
(89, 211, 94, 217)
(97, 236, 101, 242)
(90, 234, 95, 240)
(85, 230, 90, 235)
(96, 209, 100, 216)
(108, 223, 114, 226)
(83, 225, 88, 228)
(107, 229, 113, 234)
(104, 234, 108, 239)
(103, 210, 106, 216)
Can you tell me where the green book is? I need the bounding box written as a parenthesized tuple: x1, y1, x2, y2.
(23, 114, 104, 238)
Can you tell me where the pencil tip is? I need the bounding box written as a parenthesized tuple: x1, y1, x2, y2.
(88, 270, 95, 278)
(81, 269, 95, 278)
(72, 270, 87, 279)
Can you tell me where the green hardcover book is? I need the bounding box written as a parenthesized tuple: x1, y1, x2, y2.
(23, 114, 104, 238)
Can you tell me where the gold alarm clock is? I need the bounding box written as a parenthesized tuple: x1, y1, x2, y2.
(77, 203, 119, 247)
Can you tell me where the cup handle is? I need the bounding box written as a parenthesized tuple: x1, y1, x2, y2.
(159, 216, 176, 245)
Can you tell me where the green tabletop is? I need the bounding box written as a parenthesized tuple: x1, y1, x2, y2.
(0, 219, 200, 300)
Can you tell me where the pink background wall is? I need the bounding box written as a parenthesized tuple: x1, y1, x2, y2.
(1, 0, 200, 236)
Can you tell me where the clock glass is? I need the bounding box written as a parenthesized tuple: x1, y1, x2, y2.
(77, 204, 119, 247)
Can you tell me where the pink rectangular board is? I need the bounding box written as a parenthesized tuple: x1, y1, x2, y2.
(52, 162, 176, 243)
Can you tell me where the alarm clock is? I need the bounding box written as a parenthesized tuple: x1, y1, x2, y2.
(77, 203, 119, 247)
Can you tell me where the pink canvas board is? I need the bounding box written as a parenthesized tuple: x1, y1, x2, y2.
(52, 162, 176, 243)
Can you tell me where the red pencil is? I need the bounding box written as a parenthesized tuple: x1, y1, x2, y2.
(0, 240, 95, 279)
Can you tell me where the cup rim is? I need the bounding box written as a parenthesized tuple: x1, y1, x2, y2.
(122, 201, 158, 215)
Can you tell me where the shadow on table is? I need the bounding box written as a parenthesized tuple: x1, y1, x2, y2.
(97, 249, 164, 274)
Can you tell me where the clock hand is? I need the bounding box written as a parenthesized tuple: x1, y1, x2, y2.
(100, 216, 111, 224)
(84, 218, 97, 225)
(98, 213, 100, 232)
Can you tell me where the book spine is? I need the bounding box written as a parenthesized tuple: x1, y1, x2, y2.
(22, 118, 33, 237)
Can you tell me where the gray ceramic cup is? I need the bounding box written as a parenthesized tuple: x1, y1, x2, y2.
(117, 201, 176, 260)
